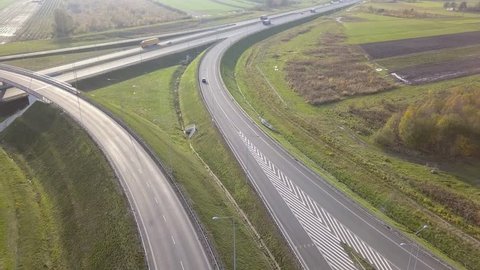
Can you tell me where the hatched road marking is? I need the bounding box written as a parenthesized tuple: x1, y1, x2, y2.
(239, 131, 394, 270)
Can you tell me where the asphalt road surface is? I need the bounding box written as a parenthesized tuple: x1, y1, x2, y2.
(0, 2, 349, 102)
(199, 1, 454, 270)
(0, 1, 457, 269)
(0, 69, 212, 270)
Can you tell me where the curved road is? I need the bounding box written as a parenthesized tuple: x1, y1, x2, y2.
(199, 1, 454, 270)
(0, 69, 212, 270)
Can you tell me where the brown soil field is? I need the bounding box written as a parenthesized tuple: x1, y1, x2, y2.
(361, 31, 480, 59)
(393, 57, 480, 84)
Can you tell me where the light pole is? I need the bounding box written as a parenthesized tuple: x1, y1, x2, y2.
(212, 216, 236, 270)
(400, 224, 428, 270)
(413, 225, 428, 270)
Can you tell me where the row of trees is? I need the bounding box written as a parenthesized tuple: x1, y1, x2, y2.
(265, 0, 290, 7)
(443, 1, 480, 12)
(375, 88, 480, 158)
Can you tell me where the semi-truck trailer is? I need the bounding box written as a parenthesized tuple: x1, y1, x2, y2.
(140, 38, 159, 48)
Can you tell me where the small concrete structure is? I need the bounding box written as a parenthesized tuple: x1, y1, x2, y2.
(184, 124, 197, 138)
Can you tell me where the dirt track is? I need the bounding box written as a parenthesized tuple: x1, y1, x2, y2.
(361, 31, 480, 59)
(0, 0, 40, 44)
(393, 57, 480, 84)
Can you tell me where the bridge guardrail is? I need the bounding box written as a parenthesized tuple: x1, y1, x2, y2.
(0, 64, 223, 270)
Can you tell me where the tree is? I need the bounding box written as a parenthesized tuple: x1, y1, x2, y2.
(443, 2, 450, 8)
(450, 1, 457, 10)
(53, 8, 74, 37)
(459, 1, 467, 11)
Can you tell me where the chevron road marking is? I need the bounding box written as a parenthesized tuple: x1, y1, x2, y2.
(239, 131, 394, 270)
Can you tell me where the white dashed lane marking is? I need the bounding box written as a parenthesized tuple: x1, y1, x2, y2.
(239, 131, 394, 270)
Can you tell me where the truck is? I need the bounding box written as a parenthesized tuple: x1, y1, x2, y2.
(140, 38, 159, 49)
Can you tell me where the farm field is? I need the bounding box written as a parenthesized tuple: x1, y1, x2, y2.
(0, 103, 146, 269)
(344, 0, 480, 44)
(85, 58, 296, 269)
(14, 0, 62, 41)
(64, 0, 185, 35)
(392, 57, 480, 84)
(0, 0, 41, 43)
(361, 31, 480, 59)
(360, 31, 480, 84)
(154, 0, 259, 15)
(222, 2, 480, 268)
(0, 0, 14, 10)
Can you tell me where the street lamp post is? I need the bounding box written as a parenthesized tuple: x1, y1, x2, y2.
(400, 224, 428, 270)
(212, 216, 236, 270)
(413, 225, 428, 270)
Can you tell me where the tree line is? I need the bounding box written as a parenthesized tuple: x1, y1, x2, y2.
(375, 88, 480, 158)
(443, 1, 480, 12)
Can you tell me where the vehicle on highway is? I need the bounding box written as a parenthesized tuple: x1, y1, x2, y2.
(260, 15, 268, 21)
(262, 18, 272, 25)
(140, 38, 159, 49)
(310, 8, 317, 13)
(201, 78, 207, 84)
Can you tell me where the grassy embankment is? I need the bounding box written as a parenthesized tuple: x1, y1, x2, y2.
(0, 103, 145, 269)
(221, 3, 480, 269)
(87, 58, 297, 269)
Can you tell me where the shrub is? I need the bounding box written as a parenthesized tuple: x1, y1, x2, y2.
(376, 87, 480, 158)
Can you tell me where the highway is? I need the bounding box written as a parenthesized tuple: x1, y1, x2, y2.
(199, 1, 454, 270)
(1, 2, 348, 102)
(0, 23, 235, 61)
(0, 1, 456, 269)
(0, 69, 213, 270)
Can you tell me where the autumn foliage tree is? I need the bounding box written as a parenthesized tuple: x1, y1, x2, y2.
(375, 88, 480, 158)
(53, 8, 75, 37)
(265, 0, 289, 7)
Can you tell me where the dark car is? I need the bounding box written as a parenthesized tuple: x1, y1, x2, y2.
(201, 78, 207, 84)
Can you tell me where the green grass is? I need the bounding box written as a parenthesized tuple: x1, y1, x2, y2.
(0, 103, 146, 269)
(0, 146, 64, 269)
(156, 0, 258, 14)
(0, 0, 14, 10)
(221, 12, 480, 270)
(87, 63, 285, 269)
(344, 11, 480, 44)
(179, 55, 298, 269)
(3, 48, 122, 71)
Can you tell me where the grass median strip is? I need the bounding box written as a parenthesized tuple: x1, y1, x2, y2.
(87, 60, 292, 269)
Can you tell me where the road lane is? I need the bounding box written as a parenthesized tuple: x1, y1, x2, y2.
(198, 1, 454, 269)
(0, 69, 212, 270)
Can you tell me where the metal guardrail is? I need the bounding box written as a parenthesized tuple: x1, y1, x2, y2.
(0, 64, 79, 95)
(0, 64, 222, 270)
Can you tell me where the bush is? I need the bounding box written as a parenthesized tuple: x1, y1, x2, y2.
(376, 87, 480, 158)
